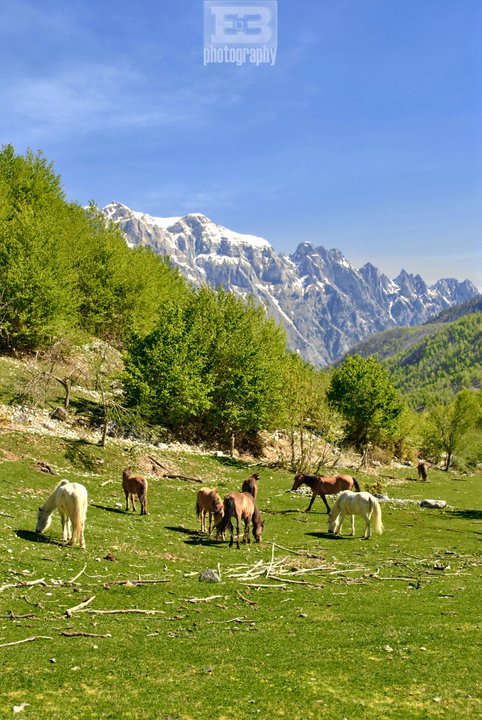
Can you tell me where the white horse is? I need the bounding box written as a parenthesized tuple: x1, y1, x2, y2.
(328, 490, 383, 540)
(36, 480, 88, 549)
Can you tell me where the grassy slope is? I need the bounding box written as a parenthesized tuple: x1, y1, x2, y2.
(0, 429, 481, 720)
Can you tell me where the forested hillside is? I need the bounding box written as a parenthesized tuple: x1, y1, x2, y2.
(350, 312, 482, 408)
(0, 145, 187, 351)
(429, 294, 482, 323)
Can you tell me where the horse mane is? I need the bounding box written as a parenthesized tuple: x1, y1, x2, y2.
(242, 473, 259, 499)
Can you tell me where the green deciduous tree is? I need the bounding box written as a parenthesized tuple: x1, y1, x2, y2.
(327, 354, 403, 451)
(122, 287, 288, 450)
(0, 145, 77, 350)
(421, 389, 481, 470)
(279, 353, 339, 469)
(206, 289, 286, 450)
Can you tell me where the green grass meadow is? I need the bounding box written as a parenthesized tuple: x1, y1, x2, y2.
(0, 431, 481, 719)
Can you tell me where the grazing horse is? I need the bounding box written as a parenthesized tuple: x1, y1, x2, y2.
(328, 490, 383, 539)
(241, 472, 259, 500)
(122, 467, 148, 515)
(217, 491, 264, 549)
(196, 487, 225, 538)
(36, 480, 88, 549)
(291, 472, 361, 513)
(417, 461, 429, 481)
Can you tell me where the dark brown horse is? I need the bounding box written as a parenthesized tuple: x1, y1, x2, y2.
(417, 461, 429, 481)
(241, 473, 259, 500)
(291, 472, 361, 513)
(217, 491, 264, 548)
(122, 467, 148, 515)
(196, 487, 224, 538)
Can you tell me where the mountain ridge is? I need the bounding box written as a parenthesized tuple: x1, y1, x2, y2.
(102, 201, 479, 366)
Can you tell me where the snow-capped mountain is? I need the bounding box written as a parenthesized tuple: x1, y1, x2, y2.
(102, 201, 479, 366)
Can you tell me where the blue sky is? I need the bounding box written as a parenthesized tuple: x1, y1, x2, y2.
(1, 0, 480, 288)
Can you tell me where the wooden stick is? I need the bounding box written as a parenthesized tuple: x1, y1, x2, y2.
(272, 542, 324, 558)
(0, 578, 47, 593)
(269, 575, 324, 587)
(103, 579, 170, 589)
(0, 613, 35, 619)
(60, 631, 111, 638)
(237, 590, 257, 606)
(68, 564, 87, 584)
(242, 582, 287, 588)
(162, 474, 203, 483)
(266, 543, 276, 578)
(184, 595, 223, 603)
(0, 635, 53, 649)
(65, 595, 96, 618)
(372, 576, 419, 582)
(206, 616, 248, 625)
(72, 608, 168, 615)
(148, 455, 169, 471)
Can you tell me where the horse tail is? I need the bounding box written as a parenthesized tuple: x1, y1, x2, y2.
(217, 496, 235, 534)
(196, 497, 201, 517)
(370, 497, 384, 535)
(352, 476, 361, 492)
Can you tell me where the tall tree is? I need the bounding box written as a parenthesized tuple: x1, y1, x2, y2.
(327, 354, 403, 451)
(0, 146, 77, 350)
(421, 389, 481, 470)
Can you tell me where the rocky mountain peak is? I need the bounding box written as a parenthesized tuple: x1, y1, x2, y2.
(102, 201, 479, 366)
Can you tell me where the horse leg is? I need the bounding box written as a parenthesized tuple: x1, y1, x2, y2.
(140, 493, 147, 515)
(124, 490, 129, 512)
(243, 518, 250, 544)
(337, 511, 346, 535)
(131, 494, 136, 512)
(236, 517, 241, 549)
(350, 515, 355, 536)
(68, 518, 77, 546)
(305, 494, 316, 512)
(321, 494, 331, 514)
(228, 520, 234, 548)
(60, 513, 69, 543)
(208, 511, 213, 536)
(364, 514, 371, 539)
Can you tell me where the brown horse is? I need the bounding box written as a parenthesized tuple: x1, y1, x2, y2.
(122, 467, 148, 515)
(217, 491, 264, 549)
(196, 487, 224, 538)
(291, 472, 360, 513)
(241, 472, 259, 500)
(417, 461, 429, 481)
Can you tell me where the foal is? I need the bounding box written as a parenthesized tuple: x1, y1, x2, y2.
(122, 467, 148, 515)
(241, 472, 259, 500)
(196, 487, 224, 538)
(217, 491, 264, 549)
(291, 472, 360, 513)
